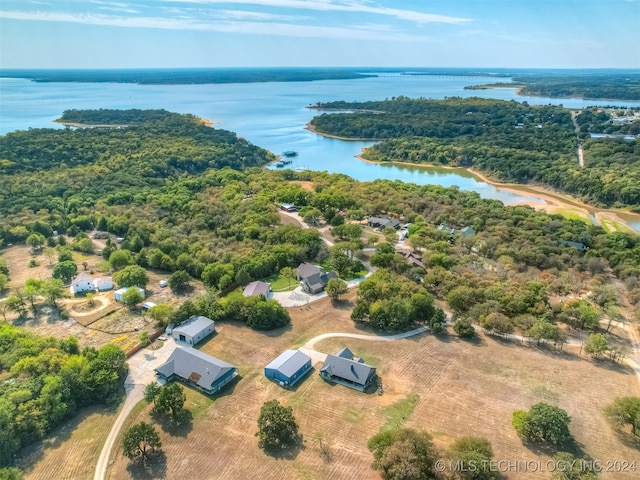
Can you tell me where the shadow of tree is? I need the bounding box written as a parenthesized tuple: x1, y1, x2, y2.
(262, 434, 306, 460)
(126, 451, 167, 479)
(149, 409, 193, 438)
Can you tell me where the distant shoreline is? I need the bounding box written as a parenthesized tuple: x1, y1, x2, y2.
(53, 116, 218, 128)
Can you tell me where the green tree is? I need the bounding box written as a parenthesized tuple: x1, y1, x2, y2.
(121, 287, 144, 309)
(26, 233, 45, 252)
(169, 270, 192, 294)
(144, 382, 161, 407)
(139, 330, 150, 347)
(0, 467, 24, 480)
(113, 265, 149, 288)
(448, 436, 498, 480)
(480, 312, 514, 336)
(326, 277, 348, 302)
(109, 249, 133, 271)
(454, 318, 476, 338)
(155, 382, 186, 421)
(0, 273, 7, 292)
(368, 428, 438, 480)
(42, 247, 56, 265)
(528, 320, 559, 345)
(122, 422, 162, 463)
(57, 248, 73, 263)
(512, 403, 573, 447)
(583, 333, 608, 359)
(24, 278, 43, 313)
(6, 290, 28, 318)
(604, 396, 640, 437)
(256, 399, 300, 450)
(52, 260, 77, 283)
(279, 266, 296, 289)
(149, 304, 174, 327)
(550, 452, 599, 480)
(235, 268, 251, 287)
(40, 279, 66, 308)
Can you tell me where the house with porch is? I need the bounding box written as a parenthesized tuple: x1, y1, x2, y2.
(155, 347, 237, 395)
(319, 347, 377, 392)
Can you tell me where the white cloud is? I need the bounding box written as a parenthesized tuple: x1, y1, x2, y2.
(162, 0, 471, 24)
(0, 9, 432, 41)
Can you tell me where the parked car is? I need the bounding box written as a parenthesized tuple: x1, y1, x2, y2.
(159, 280, 168, 287)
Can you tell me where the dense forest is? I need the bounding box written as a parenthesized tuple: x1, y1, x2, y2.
(56, 108, 182, 125)
(465, 72, 640, 101)
(0, 324, 128, 466)
(309, 97, 640, 208)
(0, 110, 275, 216)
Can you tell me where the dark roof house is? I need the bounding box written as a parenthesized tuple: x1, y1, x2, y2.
(401, 251, 425, 269)
(264, 350, 312, 387)
(243, 281, 271, 298)
(367, 216, 401, 230)
(320, 348, 377, 392)
(296, 263, 337, 294)
(155, 347, 237, 394)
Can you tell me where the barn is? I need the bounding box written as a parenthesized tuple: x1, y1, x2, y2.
(264, 349, 312, 387)
(171, 315, 215, 346)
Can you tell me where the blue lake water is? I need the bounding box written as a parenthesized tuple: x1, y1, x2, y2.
(2, 73, 640, 209)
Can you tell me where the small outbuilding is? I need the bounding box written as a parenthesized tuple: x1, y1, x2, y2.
(243, 281, 271, 298)
(280, 203, 297, 212)
(93, 276, 113, 292)
(70, 272, 95, 295)
(264, 350, 312, 387)
(171, 315, 215, 346)
(114, 286, 145, 302)
(155, 347, 237, 395)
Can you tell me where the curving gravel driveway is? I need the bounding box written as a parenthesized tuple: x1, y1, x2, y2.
(94, 338, 177, 480)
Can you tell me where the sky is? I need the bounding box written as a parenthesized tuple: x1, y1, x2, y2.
(0, 0, 639, 69)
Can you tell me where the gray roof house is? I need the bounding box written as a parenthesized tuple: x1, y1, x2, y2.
(171, 315, 215, 346)
(264, 350, 312, 387)
(296, 263, 337, 294)
(320, 347, 377, 392)
(560, 240, 588, 252)
(367, 216, 401, 230)
(437, 223, 476, 237)
(155, 347, 237, 395)
(243, 281, 271, 298)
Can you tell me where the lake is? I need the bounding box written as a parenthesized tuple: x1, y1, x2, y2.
(2, 73, 640, 215)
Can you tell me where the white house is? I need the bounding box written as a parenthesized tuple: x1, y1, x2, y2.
(114, 286, 145, 302)
(70, 272, 94, 295)
(93, 276, 113, 292)
(171, 315, 215, 346)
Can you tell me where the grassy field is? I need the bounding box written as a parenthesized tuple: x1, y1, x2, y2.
(105, 293, 640, 480)
(16, 405, 117, 480)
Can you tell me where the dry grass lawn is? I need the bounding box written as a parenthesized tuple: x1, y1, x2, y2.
(106, 293, 639, 480)
(17, 406, 117, 480)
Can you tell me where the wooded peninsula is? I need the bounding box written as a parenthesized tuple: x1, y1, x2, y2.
(309, 97, 640, 208)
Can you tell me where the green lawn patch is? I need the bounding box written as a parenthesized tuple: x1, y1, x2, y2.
(263, 273, 298, 292)
(378, 393, 419, 432)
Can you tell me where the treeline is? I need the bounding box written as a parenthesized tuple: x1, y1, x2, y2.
(0, 324, 127, 466)
(56, 108, 178, 125)
(0, 68, 374, 85)
(310, 97, 640, 208)
(512, 73, 640, 101)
